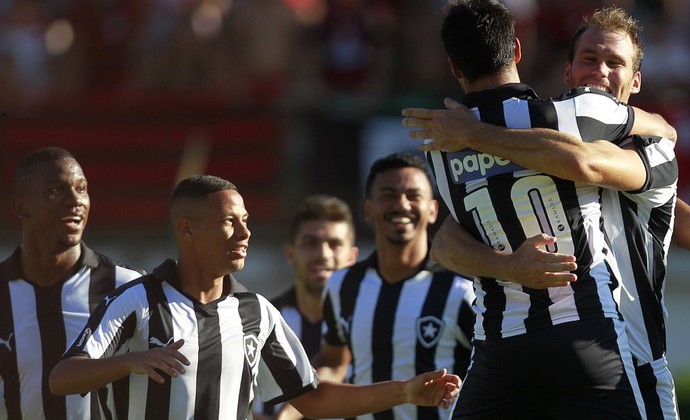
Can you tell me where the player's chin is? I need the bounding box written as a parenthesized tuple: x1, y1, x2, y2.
(227, 258, 246, 273)
(57, 234, 83, 249)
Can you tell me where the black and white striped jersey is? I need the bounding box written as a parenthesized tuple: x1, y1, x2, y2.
(602, 134, 678, 364)
(271, 287, 324, 361)
(426, 84, 634, 341)
(0, 244, 142, 420)
(322, 252, 475, 420)
(255, 287, 325, 417)
(63, 259, 318, 420)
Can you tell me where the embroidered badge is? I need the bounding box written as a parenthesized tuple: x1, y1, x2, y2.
(416, 316, 445, 349)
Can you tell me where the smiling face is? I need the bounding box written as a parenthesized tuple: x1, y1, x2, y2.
(13, 158, 90, 252)
(364, 167, 438, 247)
(286, 219, 357, 295)
(564, 26, 641, 102)
(185, 189, 251, 276)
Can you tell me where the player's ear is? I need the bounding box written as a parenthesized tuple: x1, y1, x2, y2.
(563, 60, 573, 86)
(285, 243, 296, 267)
(363, 199, 372, 223)
(514, 37, 522, 64)
(448, 57, 463, 80)
(11, 195, 28, 219)
(630, 70, 641, 94)
(347, 246, 360, 266)
(175, 217, 193, 238)
(428, 199, 439, 225)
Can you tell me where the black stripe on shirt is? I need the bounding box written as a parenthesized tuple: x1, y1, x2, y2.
(36, 283, 67, 420)
(334, 262, 367, 379)
(527, 101, 558, 129)
(339, 262, 368, 347)
(144, 280, 175, 419)
(88, 262, 116, 314)
(371, 280, 403, 420)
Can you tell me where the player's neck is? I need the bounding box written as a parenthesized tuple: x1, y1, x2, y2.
(175, 259, 226, 304)
(19, 241, 82, 287)
(376, 239, 427, 284)
(461, 67, 521, 93)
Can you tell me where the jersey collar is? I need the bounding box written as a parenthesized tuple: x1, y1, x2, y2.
(461, 82, 540, 107)
(0, 242, 96, 283)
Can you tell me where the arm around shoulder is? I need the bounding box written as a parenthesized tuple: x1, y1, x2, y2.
(631, 106, 677, 142)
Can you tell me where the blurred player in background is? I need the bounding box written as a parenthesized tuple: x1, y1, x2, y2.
(254, 194, 358, 419)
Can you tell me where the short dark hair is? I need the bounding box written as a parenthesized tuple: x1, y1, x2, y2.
(567, 6, 644, 72)
(365, 153, 432, 198)
(170, 175, 237, 220)
(13, 147, 78, 194)
(441, 0, 516, 83)
(288, 195, 355, 244)
(171, 174, 237, 202)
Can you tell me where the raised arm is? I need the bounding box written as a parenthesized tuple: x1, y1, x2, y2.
(402, 99, 674, 191)
(50, 339, 190, 395)
(286, 369, 459, 419)
(431, 215, 577, 288)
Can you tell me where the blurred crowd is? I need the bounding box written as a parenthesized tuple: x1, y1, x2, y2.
(1, 0, 689, 196)
(1, 0, 688, 101)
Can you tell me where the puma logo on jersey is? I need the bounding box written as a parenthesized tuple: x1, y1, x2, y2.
(149, 336, 174, 348)
(103, 294, 116, 307)
(416, 316, 445, 349)
(0, 333, 13, 352)
(244, 335, 259, 367)
(446, 150, 525, 184)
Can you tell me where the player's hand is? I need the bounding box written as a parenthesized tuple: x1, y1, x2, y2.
(402, 98, 479, 152)
(502, 234, 578, 288)
(127, 339, 190, 383)
(404, 368, 461, 408)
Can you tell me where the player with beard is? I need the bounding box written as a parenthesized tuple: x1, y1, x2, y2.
(306, 153, 475, 420)
(254, 195, 358, 419)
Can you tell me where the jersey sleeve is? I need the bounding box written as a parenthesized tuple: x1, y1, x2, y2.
(255, 295, 318, 405)
(623, 135, 678, 201)
(555, 89, 634, 142)
(63, 283, 141, 360)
